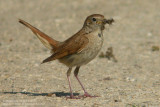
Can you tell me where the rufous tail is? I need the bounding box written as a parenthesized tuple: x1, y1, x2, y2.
(19, 19, 60, 51)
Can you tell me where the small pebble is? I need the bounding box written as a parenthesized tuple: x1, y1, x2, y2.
(151, 46, 159, 51)
(126, 77, 135, 82)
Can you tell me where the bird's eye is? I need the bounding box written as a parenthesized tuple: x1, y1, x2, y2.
(92, 18, 96, 21)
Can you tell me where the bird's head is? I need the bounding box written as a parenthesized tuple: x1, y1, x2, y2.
(83, 14, 114, 31)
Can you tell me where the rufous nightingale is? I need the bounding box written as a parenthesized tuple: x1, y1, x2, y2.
(19, 14, 114, 99)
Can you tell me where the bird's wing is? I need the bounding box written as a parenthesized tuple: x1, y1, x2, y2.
(42, 35, 89, 63)
(19, 19, 60, 51)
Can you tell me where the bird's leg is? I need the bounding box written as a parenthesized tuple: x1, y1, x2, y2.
(66, 68, 74, 98)
(74, 66, 97, 98)
(66, 68, 79, 99)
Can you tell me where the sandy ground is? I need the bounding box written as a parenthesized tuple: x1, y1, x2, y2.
(0, 0, 160, 107)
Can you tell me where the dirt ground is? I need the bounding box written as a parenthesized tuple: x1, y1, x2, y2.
(0, 0, 160, 107)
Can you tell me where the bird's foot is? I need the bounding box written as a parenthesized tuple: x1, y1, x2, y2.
(66, 93, 99, 99)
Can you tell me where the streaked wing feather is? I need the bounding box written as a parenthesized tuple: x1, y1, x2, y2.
(42, 35, 89, 63)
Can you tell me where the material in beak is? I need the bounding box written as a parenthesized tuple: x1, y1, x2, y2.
(103, 18, 114, 25)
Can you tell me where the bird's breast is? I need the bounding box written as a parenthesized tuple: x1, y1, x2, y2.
(59, 30, 104, 67)
(86, 30, 104, 51)
(71, 30, 103, 66)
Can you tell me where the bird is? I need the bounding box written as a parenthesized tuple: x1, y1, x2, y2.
(19, 14, 114, 99)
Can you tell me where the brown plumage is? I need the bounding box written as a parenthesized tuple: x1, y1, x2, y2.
(19, 14, 114, 99)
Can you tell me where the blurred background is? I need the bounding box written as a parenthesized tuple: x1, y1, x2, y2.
(0, 0, 160, 106)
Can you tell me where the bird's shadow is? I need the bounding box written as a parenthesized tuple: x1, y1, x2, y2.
(0, 91, 79, 97)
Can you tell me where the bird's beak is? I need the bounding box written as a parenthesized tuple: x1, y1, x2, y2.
(103, 18, 114, 25)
